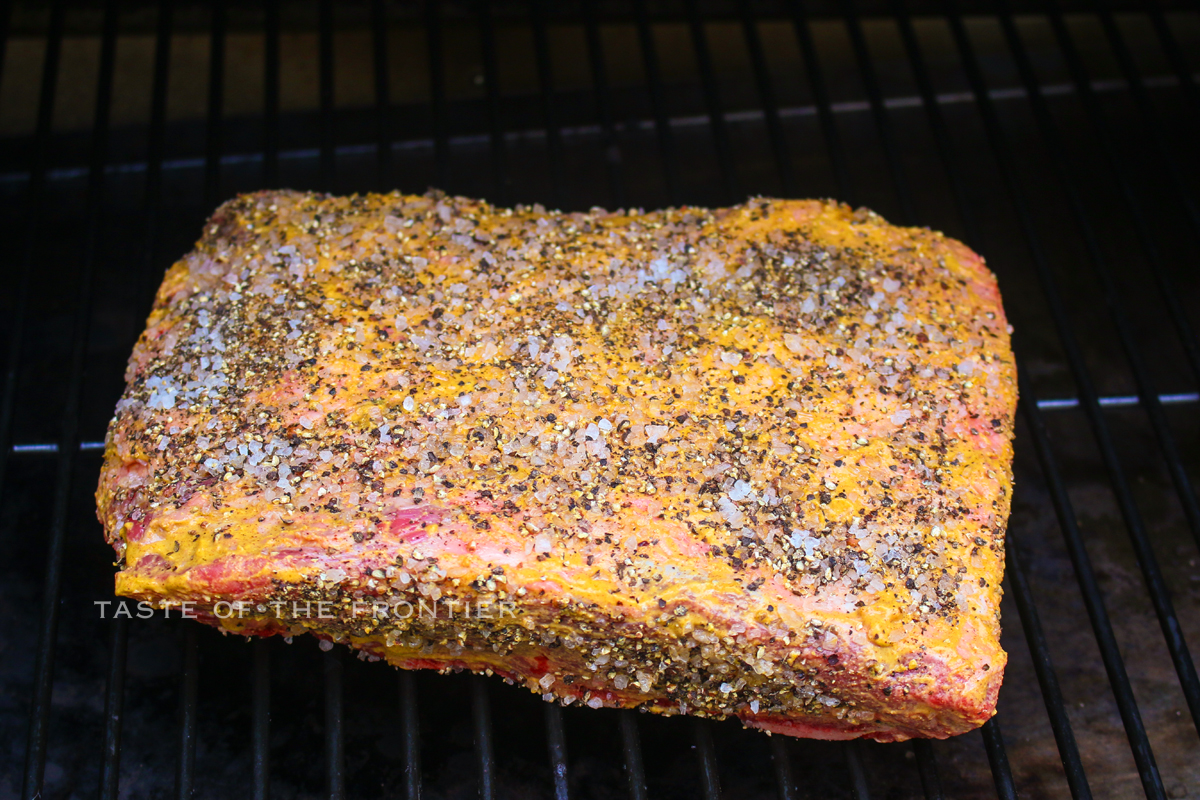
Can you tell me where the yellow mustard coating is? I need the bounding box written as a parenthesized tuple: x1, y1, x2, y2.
(97, 191, 1016, 740)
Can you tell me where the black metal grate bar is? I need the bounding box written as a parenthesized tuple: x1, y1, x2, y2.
(466, 16, 510, 791)
(403, 16, 432, 800)
(176, 627, 200, 800)
(524, 8, 579, 792)
(532, 0, 567, 208)
(634, 0, 682, 204)
(472, 676, 497, 800)
(319, 0, 335, 193)
(101, 5, 173, 797)
(580, 13, 699, 794)
(324, 648, 346, 800)
(545, 703, 570, 800)
(583, 0, 625, 208)
(980, 719, 1017, 800)
(0, 0, 10, 87)
(0, 0, 64, 510)
(251, 13, 280, 794)
(372, 0, 393, 189)
(478, 0, 510, 207)
(844, 740, 871, 800)
(1005, 541, 1093, 799)
(252, 638, 270, 800)
(400, 671, 422, 800)
(177, 6, 229, 796)
(788, 0, 853, 202)
(691, 718, 723, 800)
(21, 2, 117, 796)
(1146, 2, 1200, 114)
(424, 0, 449, 189)
(1090, 3, 1200, 256)
(889, 0, 981, 244)
(737, 3, 796, 196)
(619, 712, 649, 800)
(316, 14, 346, 796)
(627, 12, 748, 794)
(839, 0, 917, 224)
(6, 72, 1197, 190)
(1019, 389, 1166, 798)
(6, 393, 1195, 456)
(140, 0, 174, 311)
(685, 0, 740, 201)
(830, 4, 907, 217)
(913, 740, 946, 800)
(263, 0, 281, 186)
(769, 735, 795, 800)
(99, 616, 129, 800)
(1034, 392, 1200, 409)
(204, 0, 227, 209)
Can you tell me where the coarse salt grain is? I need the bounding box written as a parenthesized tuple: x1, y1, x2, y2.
(717, 496, 745, 527)
(728, 480, 752, 502)
(645, 425, 669, 444)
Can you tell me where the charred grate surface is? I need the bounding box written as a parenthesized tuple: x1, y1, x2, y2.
(0, 1, 1198, 798)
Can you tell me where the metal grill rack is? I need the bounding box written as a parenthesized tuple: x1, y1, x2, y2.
(1, 1, 1198, 798)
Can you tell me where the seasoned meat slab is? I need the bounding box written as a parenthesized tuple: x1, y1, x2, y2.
(97, 190, 1016, 741)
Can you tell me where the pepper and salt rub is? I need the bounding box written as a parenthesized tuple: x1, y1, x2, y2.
(97, 190, 1016, 740)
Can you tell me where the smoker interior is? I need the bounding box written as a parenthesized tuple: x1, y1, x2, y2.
(1, 1, 1199, 798)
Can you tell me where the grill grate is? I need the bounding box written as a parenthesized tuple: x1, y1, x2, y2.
(1, 2, 1198, 798)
